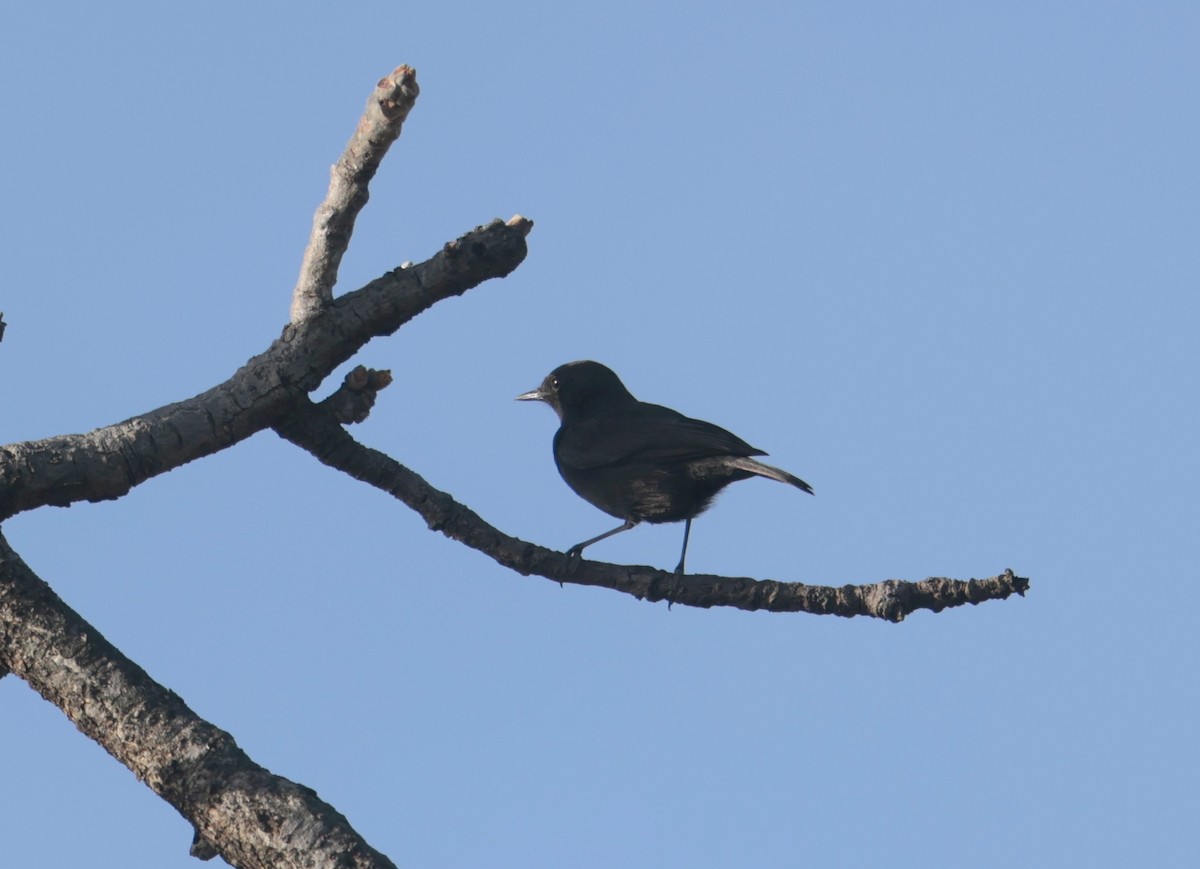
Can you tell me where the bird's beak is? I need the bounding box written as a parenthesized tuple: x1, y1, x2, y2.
(515, 387, 544, 402)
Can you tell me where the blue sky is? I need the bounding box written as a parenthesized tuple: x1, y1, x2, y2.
(2, 3, 1197, 866)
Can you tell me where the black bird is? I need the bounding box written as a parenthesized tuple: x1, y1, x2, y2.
(517, 360, 813, 574)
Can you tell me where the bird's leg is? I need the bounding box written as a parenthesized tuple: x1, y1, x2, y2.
(673, 517, 692, 576)
(565, 518, 638, 563)
(667, 518, 693, 608)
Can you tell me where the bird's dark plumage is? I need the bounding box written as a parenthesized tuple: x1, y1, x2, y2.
(517, 360, 813, 573)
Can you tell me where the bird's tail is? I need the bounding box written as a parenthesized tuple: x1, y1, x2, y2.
(729, 457, 815, 495)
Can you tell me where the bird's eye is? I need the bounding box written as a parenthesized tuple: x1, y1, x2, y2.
(550, 377, 559, 391)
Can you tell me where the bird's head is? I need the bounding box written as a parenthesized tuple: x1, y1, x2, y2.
(516, 360, 635, 422)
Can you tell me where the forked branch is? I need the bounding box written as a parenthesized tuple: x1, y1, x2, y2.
(0, 217, 530, 522)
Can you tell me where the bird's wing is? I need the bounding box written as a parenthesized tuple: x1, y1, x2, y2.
(555, 404, 766, 470)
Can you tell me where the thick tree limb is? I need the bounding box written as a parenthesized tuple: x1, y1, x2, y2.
(274, 398, 1029, 621)
(0, 530, 395, 869)
(291, 65, 420, 323)
(0, 217, 531, 522)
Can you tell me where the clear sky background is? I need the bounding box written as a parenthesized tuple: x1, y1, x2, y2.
(2, 3, 1197, 867)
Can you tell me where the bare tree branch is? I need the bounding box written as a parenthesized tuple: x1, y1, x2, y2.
(0, 65, 535, 864)
(0, 217, 531, 522)
(0, 55, 1032, 869)
(274, 396, 1030, 621)
(291, 65, 421, 323)
(0, 530, 396, 869)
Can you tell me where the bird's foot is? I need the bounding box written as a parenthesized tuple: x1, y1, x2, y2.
(666, 562, 686, 609)
(558, 545, 586, 586)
